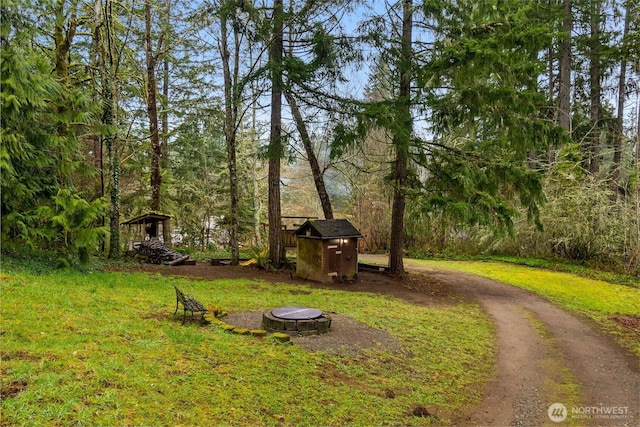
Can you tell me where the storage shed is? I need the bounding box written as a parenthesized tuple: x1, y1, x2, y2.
(295, 219, 363, 283)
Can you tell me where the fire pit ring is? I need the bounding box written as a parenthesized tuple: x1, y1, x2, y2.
(262, 306, 331, 336)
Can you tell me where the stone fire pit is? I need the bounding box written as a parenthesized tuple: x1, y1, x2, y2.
(262, 306, 331, 336)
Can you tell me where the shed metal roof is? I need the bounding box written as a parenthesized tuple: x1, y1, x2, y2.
(295, 219, 363, 239)
(121, 212, 171, 225)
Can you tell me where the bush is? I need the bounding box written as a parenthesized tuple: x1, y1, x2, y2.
(403, 173, 640, 275)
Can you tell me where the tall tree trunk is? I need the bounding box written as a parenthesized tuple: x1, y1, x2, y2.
(268, 0, 284, 268)
(547, 10, 555, 161)
(102, 0, 120, 258)
(611, 0, 630, 196)
(161, 0, 172, 245)
(547, 0, 556, 166)
(389, 0, 412, 275)
(145, 0, 162, 215)
(220, 3, 240, 265)
(161, 0, 170, 171)
(252, 155, 263, 246)
(637, 89, 640, 166)
(558, 0, 572, 134)
(250, 47, 262, 247)
(106, 108, 121, 258)
(92, 0, 105, 203)
(587, 0, 602, 175)
(284, 90, 334, 219)
(634, 94, 640, 271)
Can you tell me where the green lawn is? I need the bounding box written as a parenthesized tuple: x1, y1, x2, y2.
(1, 269, 494, 426)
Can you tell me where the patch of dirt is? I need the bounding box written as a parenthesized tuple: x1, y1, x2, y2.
(224, 310, 402, 357)
(109, 262, 459, 307)
(1, 350, 41, 362)
(0, 379, 27, 401)
(611, 314, 640, 332)
(111, 263, 302, 285)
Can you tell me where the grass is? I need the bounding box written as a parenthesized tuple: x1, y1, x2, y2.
(479, 255, 639, 288)
(405, 252, 639, 287)
(1, 267, 494, 426)
(395, 258, 640, 355)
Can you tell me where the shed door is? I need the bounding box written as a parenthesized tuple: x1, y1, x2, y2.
(326, 243, 339, 274)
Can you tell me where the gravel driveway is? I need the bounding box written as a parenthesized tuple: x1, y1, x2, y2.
(362, 255, 639, 426)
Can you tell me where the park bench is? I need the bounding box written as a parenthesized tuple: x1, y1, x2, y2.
(173, 285, 208, 325)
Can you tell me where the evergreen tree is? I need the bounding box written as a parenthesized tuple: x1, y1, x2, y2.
(279, 0, 361, 221)
(1, 0, 106, 260)
(333, 0, 560, 267)
(268, 0, 285, 267)
(419, 0, 558, 229)
(144, 0, 164, 215)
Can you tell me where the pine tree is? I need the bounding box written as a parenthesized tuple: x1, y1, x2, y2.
(419, 0, 557, 230)
(219, 0, 243, 265)
(144, 0, 164, 215)
(388, 0, 413, 275)
(279, 0, 360, 221)
(268, 0, 285, 267)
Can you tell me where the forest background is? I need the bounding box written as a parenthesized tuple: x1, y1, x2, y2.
(1, 0, 639, 275)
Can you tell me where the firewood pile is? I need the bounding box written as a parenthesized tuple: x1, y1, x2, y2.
(134, 240, 190, 265)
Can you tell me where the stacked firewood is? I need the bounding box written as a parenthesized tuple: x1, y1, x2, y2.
(135, 240, 189, 265)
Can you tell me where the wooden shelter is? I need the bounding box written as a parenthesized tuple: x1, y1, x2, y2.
(121, 212, 171, 250)
(295, 219, 363, 283)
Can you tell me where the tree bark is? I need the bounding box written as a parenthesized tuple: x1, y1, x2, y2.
(547, 13, 554, 163)
(284, 90, 334, 219)
(53, 0, 77, 83)
(611, 0, 630, 196)
(53, 0, 77, 141)
(92, 0, 105, 204)
(99, 0, 120, 258)
(161, 0, 170, 171)
(161, 0, 172, 245)
(558, 0, 572, 134)
(220, 3, 240, 265)
(389, 0, 412, 275)
(250, 47, 262, 247)
(635, 94, 640, 271)
(587, 0, 602, 175)
(268, 0, 284, 268)
(145, 0, 162, 213)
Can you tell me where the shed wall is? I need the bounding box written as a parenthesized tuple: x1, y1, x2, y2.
(296, 238, 325, 282)
(297, 237, 359, 282)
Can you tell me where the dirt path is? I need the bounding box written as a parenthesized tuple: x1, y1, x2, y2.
(363, 255, 639, 426)
(123, 259, 639, 426)
(432, 269, 638, 426)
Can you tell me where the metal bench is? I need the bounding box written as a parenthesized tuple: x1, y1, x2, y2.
(173, 285, 208, 325)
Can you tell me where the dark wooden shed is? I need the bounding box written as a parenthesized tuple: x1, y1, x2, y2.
(295, 219, 363, 283)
